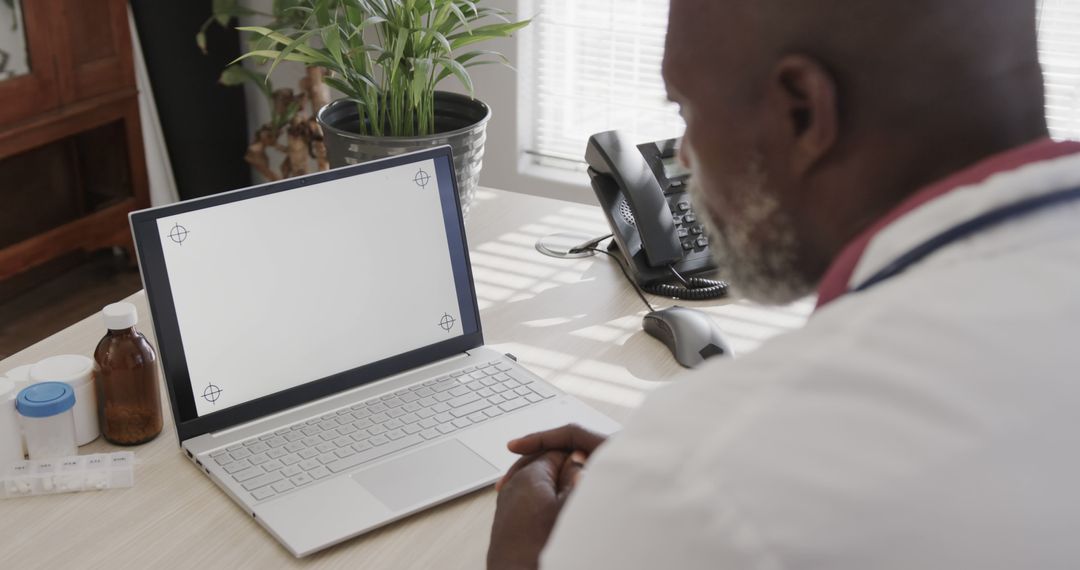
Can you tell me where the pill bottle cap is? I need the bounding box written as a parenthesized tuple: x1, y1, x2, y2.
(103, 302, 138, 330)
(16, 382, 76, 418)
(30, 355, 94, 388)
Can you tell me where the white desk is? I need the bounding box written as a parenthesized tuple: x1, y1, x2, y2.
(0, 188, 811, 569)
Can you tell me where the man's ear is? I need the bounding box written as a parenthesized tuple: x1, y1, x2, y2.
(766, 54, 839, 176)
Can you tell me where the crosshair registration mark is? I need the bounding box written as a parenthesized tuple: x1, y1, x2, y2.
(414, 168, 431, 189)
(439, 313, 456, 333)
(202, 383, 222, 405)
(168, 223, 189, 246)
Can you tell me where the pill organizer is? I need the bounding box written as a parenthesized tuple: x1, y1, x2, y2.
(1, 452, 135, 499)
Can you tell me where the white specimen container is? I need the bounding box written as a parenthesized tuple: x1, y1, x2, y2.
(4, 365, 34, 457)
(0, 378, 23, 469)
(16, 382, 78, 461)
(30, 355, 99, 446)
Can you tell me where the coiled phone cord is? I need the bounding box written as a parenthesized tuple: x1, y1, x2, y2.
(644, 270, 729, 301)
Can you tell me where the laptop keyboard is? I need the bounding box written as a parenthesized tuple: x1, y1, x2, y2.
(207, 360, 557, 502)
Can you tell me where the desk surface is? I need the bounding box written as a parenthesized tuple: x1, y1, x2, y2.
(0, 188, 811, 569)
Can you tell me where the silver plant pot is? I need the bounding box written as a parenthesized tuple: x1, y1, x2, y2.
(317, 92, 491, 219)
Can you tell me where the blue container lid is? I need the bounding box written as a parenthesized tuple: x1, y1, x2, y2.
(16, 382, 76, 418)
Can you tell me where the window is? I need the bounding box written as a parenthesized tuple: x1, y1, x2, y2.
(524, 1, 1080, 174)
(1039, 0, 1080, 140)
(525, 0, 682, 172)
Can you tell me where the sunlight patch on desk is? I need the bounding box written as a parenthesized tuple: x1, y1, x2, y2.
(474, 282, 516, 302)
(488, 341, 657, 410)
(568, 324, 629, 343)
(553, 372, 649, 410)
(523, 316, 579, 328)
(607, 315, 647, 330)
(528, 280, 566, 297)
(499, 230, 597, 251)
(472, 265, 538, 290)
(550, 271, 588, 285)
(567, 315, 646, 343)
(518, 223, 562, 238)
(478, 241, 571, 267)
(566, 359, 663, 392)
(501, 345, 580, 370)
(470, 250, 565, 278)
(538, 214, 610, 235)
(556, 205, 610, 222)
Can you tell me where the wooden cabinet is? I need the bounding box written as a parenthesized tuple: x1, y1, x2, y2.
(0, 0, 149, 281)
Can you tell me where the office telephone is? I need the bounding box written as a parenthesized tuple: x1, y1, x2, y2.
(585, 131, 727, 300)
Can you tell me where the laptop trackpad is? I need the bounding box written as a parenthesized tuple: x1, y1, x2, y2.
(351, 439, 497, 512)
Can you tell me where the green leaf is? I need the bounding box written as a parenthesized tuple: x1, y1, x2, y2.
(235, 26, 323, 59)
(430, 31, 452, 55)
(219, 64, 274, 100)
(390, 26, 409, 79)
(322, 75, 360, 99)
(314, 0, 332, 27)
(266, 29, 320, 78)
(455, 49, 509, 67)
(321, 25, 346, 71)
(410, 58, 433, 106)
(448, 20, 530, 50)
(229, 49, 322, 67)
(437, 57, 473, 96)
(196, 31, 208, 54)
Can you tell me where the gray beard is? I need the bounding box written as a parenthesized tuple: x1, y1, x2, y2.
(687, 156, 815, 305)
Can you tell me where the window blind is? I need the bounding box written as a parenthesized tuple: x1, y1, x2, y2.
(1039, 0, 1080, 140)
(526, 0, 682, 170)
(527, 1, 1080, 172)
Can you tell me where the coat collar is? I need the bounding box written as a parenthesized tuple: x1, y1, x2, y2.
(815, 138, 1080, 310)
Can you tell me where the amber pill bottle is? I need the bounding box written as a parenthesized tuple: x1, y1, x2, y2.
(94, 302, 163, 446)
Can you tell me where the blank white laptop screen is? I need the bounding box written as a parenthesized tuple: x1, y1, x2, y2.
(154, 158, 466, 417)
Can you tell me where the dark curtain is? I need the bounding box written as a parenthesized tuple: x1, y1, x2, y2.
(130, 1, 252, 200)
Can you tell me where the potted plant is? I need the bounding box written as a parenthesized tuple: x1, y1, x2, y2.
(231, 0, 530, 217)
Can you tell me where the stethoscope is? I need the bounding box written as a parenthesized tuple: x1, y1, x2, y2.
(850, 185, 1080, 294)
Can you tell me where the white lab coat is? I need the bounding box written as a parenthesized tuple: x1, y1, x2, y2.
(541, 151, 1080, 569)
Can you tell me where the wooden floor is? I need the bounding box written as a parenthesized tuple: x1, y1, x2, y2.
(0, 251, 143, 361)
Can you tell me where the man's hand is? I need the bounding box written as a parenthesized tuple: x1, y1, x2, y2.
(495, 424, 609, 491)
(488, 451, 582, 570)
(487, 425, 610, 570)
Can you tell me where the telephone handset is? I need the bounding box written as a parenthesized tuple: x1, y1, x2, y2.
(585, 131, 727, 300)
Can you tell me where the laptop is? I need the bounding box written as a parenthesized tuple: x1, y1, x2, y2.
(129, 147, 619, 557)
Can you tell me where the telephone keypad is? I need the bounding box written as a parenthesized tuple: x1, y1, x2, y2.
(668, 192, 710, 254)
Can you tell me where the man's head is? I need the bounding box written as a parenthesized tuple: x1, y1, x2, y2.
(664, 0, 1048, 304)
